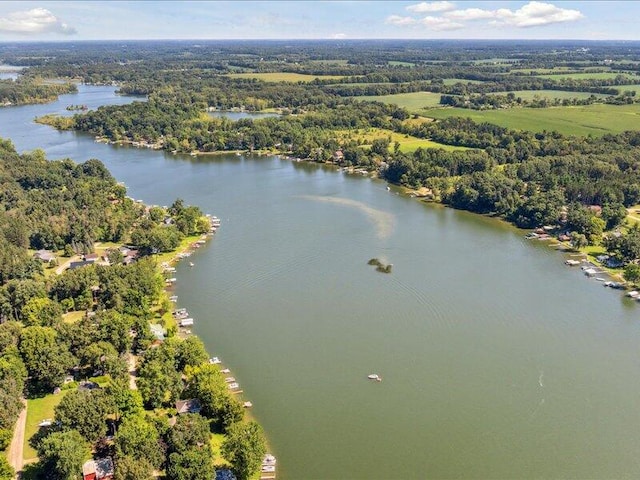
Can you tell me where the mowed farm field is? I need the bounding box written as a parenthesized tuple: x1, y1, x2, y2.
(226, 72, 350, 82)
(335, 127, 470, 153)
(421, 104, 640, 136)
(488, 90, 610, 100)
(534, 72, 634, 80)
(358, 91, 442, 109)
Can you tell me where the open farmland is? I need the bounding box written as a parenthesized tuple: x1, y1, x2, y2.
(534, 72, 634, 80)
(442, 78, 485, 85)
(335, 127, 469, 153)
(615, 84, 640, 95)
(358, 91, 442, 109)
(488, 90, 610, 100)
(225, 72, 350, 82)
(421, 103, 640, 136)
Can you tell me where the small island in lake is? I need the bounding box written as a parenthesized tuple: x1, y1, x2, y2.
(368, 258, 392, 273)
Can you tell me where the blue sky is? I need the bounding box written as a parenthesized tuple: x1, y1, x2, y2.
(0, 1, 636, 41)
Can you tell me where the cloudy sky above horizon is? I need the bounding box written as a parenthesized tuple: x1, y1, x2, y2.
(0, 1, 636, 42)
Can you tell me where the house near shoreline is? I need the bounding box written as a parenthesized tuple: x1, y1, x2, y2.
(175, 398, 201, 415)
(82, 457, 114, 480)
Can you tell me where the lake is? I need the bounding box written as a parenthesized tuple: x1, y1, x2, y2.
(1, 86, 640, 479)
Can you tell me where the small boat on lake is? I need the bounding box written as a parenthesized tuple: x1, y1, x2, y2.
(367, 374, 382, 382)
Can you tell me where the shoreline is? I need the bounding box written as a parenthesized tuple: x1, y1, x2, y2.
(155, 215, 278, 474)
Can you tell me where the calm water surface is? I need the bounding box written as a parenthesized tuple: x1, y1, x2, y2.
(1, 86, 640, 479)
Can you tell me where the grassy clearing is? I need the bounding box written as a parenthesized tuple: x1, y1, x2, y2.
(442, 78, 484, 85)
(388, 61, 415, 67)
(308, 59, 349, 65)
(488, 90, 609, 100)
(509, 67, 574, 74)
(472, 58, 520, 65)
(358, 91, 442, 109)
(24, 393, 66, 461)
(534, 72, 632, 80)
(225, 72, 349, 82)
(615, 84, 640, 95)
(625, 205, 640, 226)
(62, 311, 85, 324)
(422, 103, 640, 136)
(211, 433, 231, 468)
(335, 127, 469, 153)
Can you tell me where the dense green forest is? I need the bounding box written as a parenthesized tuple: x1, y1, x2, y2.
(0, 140, 265, 480)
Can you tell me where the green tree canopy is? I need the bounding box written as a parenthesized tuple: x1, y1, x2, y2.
(166, 447, 215, 480)
(114, 414, 165, 469)
(37, 430, 90, 480)
(19, 326, 75, 392)
(221, 421, 267, 480)
(166, 413, 211, 454)
(55, 388, 114, 444)
(114, 455, 154, 480)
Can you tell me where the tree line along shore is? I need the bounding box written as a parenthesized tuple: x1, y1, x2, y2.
(0, 139, 268, 480)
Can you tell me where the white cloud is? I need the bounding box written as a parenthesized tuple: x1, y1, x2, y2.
(331, 33, 347, 39)
(494, 1, 584, 27)
(0, 8, 76, 35)
(443, 2, 583, 27)
(420, 16, 464, 30)
(444, 8, 495, 21)
(386, 15, 417, 26)
(406, 2, 456, 13)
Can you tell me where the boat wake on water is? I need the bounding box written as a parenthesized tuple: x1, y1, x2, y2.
(298, 195, 395, 239)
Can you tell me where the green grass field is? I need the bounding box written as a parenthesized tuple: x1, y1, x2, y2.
(225, 72, 349, 82)
(24, 393, 67, 461)
(335, 127, 469, 153)
(509, 67, 574, 74)
(534, 72, 632, 80)
(489, 90, 609, 100)
(442, 78, 484, 85)
(308, 59, 349, 65)
(358, 91, 442, 109)
(421, 103, 640, 137)
(388, 61, 416, 67)
(615, 84, 640, 94)
(472, 58, 520, 65)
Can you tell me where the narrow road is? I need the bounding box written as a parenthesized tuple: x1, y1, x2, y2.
(7, 399, 27, 478)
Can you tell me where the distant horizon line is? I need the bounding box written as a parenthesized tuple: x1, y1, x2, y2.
(0, 38, 639, 43)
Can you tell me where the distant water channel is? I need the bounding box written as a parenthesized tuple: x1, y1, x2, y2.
(2, 86, 640, 479)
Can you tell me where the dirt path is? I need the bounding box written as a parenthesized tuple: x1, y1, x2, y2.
(7, 399, 27, 477)
(128, 355, 138, 390)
